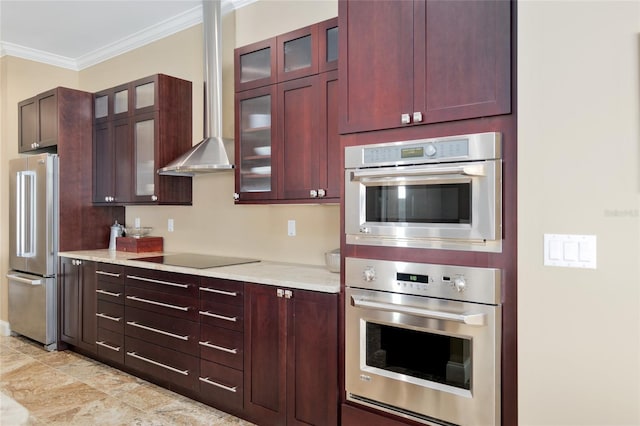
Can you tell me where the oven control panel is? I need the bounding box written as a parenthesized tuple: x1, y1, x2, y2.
(345, 257, 501, 305)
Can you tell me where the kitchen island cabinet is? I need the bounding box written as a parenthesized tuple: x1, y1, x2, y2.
(59, 257, 97, 356)
(244, 283, 338, 426)
(93, 74, 192, 206)
(95, 262, 125, 366)
(339, 0, 511, 134)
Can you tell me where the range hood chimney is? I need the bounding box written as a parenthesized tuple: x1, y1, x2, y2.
(158, 0, 233, 176)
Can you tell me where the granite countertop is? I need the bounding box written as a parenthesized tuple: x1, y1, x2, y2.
(59, 250, 341, 294)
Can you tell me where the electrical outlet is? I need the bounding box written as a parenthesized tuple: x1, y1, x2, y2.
(168, 218, 174, 232)
(288, 220, 296, 236)
(134, 217, 140, 228)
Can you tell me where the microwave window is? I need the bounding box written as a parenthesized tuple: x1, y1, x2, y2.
(366, 322, 471, 390)
(365, 183, 471, 224)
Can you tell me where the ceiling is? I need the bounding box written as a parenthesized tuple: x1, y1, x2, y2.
(0, 0, 253, 70)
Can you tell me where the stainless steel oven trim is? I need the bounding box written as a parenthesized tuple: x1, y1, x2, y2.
(345, 287, 501, 426)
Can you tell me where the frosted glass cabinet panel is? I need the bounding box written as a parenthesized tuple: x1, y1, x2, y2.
(95, 95, 108, 119)
(135, 118, 155, 196)
(114, 89, 128, 114)
(283, 35, 312, 73)
(135, 82, 155, 110)
(236, 86, 276, 200)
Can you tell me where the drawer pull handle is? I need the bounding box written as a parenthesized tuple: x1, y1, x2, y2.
(198, 341, 238, 354)
(126, 321, 189, 341)
(199, 287, 238, 297)
(96, 312, 121, 322)
(199, 311, 237, 322)
(96, 289, 122, 298)
(96, 341, 121, 352)
(126, 351, 189, 376)
(96, 270, 121, 278)
(199, 377, 237, 393)
(127, 275, 189, 289)
(126, 295, 189, 312)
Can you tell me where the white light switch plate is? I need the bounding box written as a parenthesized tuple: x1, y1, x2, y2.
(134, 217, 140, 228)
(287, 220, 296, 237)
(544, 234, 596, 269)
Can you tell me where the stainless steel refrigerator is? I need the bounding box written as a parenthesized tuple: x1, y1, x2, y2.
(7, 153, 59, 350)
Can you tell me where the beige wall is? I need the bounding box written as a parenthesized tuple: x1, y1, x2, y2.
(518, 1, 640, 425)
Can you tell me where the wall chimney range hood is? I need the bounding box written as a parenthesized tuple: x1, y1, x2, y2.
(158, 0, 233, 176)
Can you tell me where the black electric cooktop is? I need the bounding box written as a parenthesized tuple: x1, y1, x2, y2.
(135, 253, 259, 269)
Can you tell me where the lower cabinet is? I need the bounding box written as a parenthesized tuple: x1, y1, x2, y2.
(60, 261, 339, 425)
(245, 283, 339, 426)
(59, 257, 97, 355)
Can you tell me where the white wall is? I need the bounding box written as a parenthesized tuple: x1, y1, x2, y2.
(518, 1, 640, 424)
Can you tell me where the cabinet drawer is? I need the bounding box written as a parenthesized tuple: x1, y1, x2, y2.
(199, 299, 243, 332)
(125, 267, 198, 298)
(96, 300, 124, 333)
(96, 280, 124, 304)
(126, 306, 198, 355)
(199, 359, 243, 411)
(125, 336, 199, 392)
(199, 278, 244, 306)
(125, 286, 198, 321)
(199, 324, 243, 370)
(95, 263, 125, 284)
(97, 328, 124, 365)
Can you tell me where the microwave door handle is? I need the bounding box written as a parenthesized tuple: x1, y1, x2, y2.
(351, 164, 486, 181)
(351, 296, 486, 326)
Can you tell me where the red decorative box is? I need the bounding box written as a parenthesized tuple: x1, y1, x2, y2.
(116, 236, 163, 253)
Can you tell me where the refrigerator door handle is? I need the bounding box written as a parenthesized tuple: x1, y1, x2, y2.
(6, 273, 42, 285)
(16, 171, 36, 258)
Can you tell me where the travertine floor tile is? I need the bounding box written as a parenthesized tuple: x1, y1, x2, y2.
(0, 335, 255, 426)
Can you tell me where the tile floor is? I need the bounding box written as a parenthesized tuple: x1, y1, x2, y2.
(0, 334, 255, 425)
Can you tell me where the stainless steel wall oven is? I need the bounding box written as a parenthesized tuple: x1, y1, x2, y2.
(345, 257, 501, 426)
(345, 132, 502, 252)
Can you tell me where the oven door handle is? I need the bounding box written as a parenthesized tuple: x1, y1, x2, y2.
(351, 296, 486, 326)
(351, 164, 486, 181)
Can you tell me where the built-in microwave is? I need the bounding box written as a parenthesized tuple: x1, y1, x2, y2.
(344, 132, 502, 252)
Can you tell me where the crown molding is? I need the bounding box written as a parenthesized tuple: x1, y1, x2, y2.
(0, 41, 78, 70)
(0, 0, 258, 71)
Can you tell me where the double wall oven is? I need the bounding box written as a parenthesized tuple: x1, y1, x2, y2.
(343, 132, 504, 425)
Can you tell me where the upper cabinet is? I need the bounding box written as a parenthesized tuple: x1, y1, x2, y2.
(338, 0, 511, 134)
(18, 87, 88, 153)
(234, 18, 339, 204)
(93, 74, 193, 205)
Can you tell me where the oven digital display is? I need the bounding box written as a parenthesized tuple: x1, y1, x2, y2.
(401, 147, 424, 159)
(397, 272, 428, 284)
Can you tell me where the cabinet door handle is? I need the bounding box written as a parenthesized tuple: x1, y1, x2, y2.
(317, 188, 326, 198)
(96, 289, 122, 298)
(233, 193, 240, 201)
(126, 352, 189, 376)
(199, 377, 237, 393)
(126, 321, 189, 341)
(96, 312, 122, 322)
(126, 275, 189, 289)
(284, 290, 293, 299)
(151, 195, 158, 202)
(413, 111, 423, 123)
(198, 310, 237, 322)
(401, 113, 411, 124)
(96, 270, 121, 278)
(96, 341, 121, 352)
(277, 289, 284, 298)
(309, 189, 318, 198)
(126, 295, 190, 312)
(199, 287, 238, 297)
(199, 341, 238, 354)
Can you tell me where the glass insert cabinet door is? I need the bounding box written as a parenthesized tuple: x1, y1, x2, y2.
(238, 93, 273, 195)
(134, 118, 155, 198)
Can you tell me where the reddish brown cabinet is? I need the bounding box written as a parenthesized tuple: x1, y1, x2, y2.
(93, 74, 193, 205)
(244, 284, 338, 426)
(59, 257, 97, 356)
(18, 88, 62, 152)
(95, 263, 125, 365)
(339, 0, 511, 134)
(234, 18, 339, 204)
